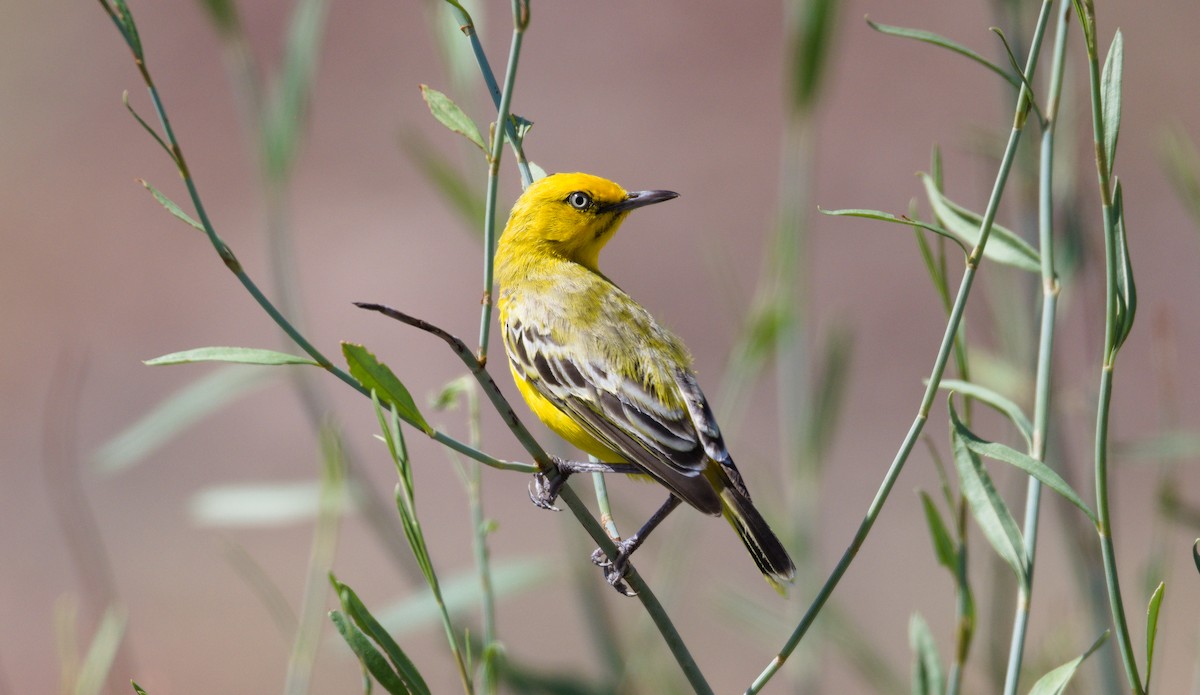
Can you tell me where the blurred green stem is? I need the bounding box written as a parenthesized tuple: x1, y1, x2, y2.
(745, 3, 1052, 689)
(284, 426, 345, 695)
(1000, 2, 1070, 692)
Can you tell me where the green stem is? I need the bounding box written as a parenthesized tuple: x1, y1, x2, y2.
(746, 6, 1051, 687)
(1078, 4, 1143, 691)
(592, 470, 621, 541)
(477, 1, 527, 362)
(1001, 2, 1071, 692)
(444, 3, 532, 188)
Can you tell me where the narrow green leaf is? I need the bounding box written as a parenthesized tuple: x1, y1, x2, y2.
(123, 93, 175, 164)
(420, 85, 486, 153)
(951, 404, 1097, 526)
(867, 19, 1019, 89)
(131, 683, 148, 695)
(950, 400, 1028, 586)
(1027, 630, 1109, 695)
(1112, 181, 1137, 352)
(989, 27, 1044, 124)
(93, 366, 275, 474)
(75, 605, 128, 695)
(342, 343, 433, 435)
(112, 0, 143, 59)
(1144, 581, 1164, 691)
(139, 179, 204, 231)
(935, 378, 1033, 450)
(908, 613, 944, 695)
(920, 174, 1041, 272)
(918, 491, 956, 571)
(329, 611, 411, 695)
(332, 576, 431, 695)
(145, 346, 318, 366)
(1101, 30, 1124, 177)
(821, 207, 969, 255)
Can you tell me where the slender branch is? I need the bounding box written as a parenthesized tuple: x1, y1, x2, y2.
(1001, 2, 1071, 692)
(745, 4, 1054, 689)
(476, 0, 529, 362)
(354, 302, 713, 694)
(444, 2, 532, 187)
(1077, 3, 1143, 690)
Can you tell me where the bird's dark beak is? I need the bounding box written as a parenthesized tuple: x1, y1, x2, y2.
(602, 189, 679, 214)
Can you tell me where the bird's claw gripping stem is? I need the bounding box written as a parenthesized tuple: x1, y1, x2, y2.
(591, 539, 638, 597)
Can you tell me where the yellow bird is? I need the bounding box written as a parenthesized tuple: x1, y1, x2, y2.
(495, 172, 795, 594)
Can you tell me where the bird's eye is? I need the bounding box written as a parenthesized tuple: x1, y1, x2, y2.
(566, 192, 592, 210)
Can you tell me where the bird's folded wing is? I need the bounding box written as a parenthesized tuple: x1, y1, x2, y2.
(506, 319, 722, 514)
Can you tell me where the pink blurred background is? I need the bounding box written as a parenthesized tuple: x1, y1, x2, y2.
(3, 0, 1199, 692)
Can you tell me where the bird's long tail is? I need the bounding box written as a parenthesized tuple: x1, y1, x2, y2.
(720, 486, 797, 593)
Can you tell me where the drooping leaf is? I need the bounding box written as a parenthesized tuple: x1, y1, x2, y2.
(918, 491, 956, 571)
(1101, 30, 1124, 177)
(93, 365, 277, 473)
(908, 613, 944, 695)
(341, 343, 433, 435)
(935, 378, 1033, 450)
(950, 403, 1097, 526)
(527, 161, 548, 182)
(867, 19, 1019, 90)
(1027, 631, 1109, 695)
(139, 179, 203, 231)
(1144, 581, 1164, 691)
(144, 346, 318, 366)
(131, 683, 148, 695)
(950, 400, 1028, 586)
(420, 85, 486, 153)
(821, 208, 968, 256)
(920, 174, 1041, 272)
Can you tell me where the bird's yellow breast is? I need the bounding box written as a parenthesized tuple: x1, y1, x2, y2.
(507, 361, 626, 463)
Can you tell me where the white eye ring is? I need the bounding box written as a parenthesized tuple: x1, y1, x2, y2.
(567, 192, 592, 210)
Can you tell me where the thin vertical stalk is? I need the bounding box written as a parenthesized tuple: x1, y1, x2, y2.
(443, 4, 533, 188)
(1001, 2, 1070, 692)
(477, 0, 529, 363)
(745, 4, 1053, 690)
(1078, 2, 1144, 690)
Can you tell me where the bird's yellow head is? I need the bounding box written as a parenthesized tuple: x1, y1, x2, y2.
(498, 172, 678, 272)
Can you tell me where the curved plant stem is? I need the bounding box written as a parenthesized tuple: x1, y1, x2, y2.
(1000, 2, 1071, 692)
(744, 4, 1054, 690)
